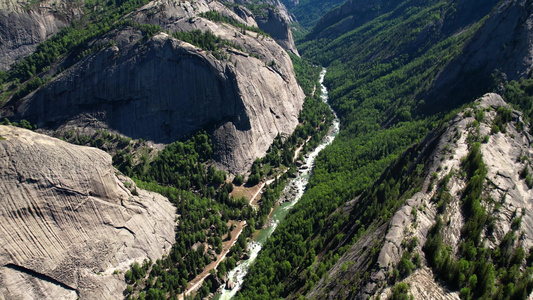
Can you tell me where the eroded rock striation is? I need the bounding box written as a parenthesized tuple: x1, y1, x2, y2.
(0, 0, 84, 71)
(4, 0, 305, 174)
(0, 125, 176, 299)
(307, 94, 533, 299)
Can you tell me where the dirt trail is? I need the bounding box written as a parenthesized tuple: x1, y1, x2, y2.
(180, 136, 313, 298)
(249, 182, 266, 207)
(179, 220, 246, 299)
(293, 136, 312, 161)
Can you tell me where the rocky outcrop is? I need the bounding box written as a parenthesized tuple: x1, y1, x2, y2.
(0, 0, 83, 70)
(3, 0, 305, 174)
(253, 3, 298, 55)
(131, 0, 298, 55)
(307, 93, 533, 299)
(0, 125, 176, 299)
(250, 0, 299, 55)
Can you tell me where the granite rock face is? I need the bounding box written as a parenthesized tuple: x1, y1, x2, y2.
(0, 0, 83, 71)
(15, 31, 303, 173)
(130, 0, 298, 55)
(307, 94, 533, 299)
(251, 0, 299, 55)
(0, 125, 176, 299)
(5, 0, 305, 174)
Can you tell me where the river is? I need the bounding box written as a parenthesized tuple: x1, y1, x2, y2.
(216, 68, 339, 299)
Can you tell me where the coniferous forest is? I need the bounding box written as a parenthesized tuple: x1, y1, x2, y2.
(236, 0, 533, 299)
(1, 0, 533, 299)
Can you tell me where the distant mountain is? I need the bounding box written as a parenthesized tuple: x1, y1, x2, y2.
(424, 0, 533, 109)
(280, 0, 346, 30)
(299, 0, 531, 119)
(306, 0, 404, 40)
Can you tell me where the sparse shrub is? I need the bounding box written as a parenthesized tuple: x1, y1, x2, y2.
(491, 124, 500, 134)
(475, 110, 485, 122)
(390, 282, 412, 300)
(516, 121, 524, 132)
(398, 251, 415, 277)
(233, 174, 244, 186)
(526, 174, 533, 189)
(460, 287, 471, 299)
(511, 217, 522, 231)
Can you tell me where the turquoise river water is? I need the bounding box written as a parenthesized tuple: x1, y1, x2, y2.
(216, 69, 339, 299)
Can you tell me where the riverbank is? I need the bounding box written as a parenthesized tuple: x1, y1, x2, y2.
(230, 133, 312, 210)
(216, 68, 340, 299)
(179, 220, 246, 299)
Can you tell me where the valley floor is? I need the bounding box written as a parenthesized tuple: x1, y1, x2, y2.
(182, 220, 246, 299)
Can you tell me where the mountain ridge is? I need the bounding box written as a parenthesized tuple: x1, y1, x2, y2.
(306, 93, 533, 299)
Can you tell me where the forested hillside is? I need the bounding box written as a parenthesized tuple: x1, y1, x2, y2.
(0, 0, 331, 298)
(280, 0, 345, 35)
(2, 0, 533, 298)
(237, 0, 533, 298)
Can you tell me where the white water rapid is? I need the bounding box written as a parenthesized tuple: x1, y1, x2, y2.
(217, 68, 339, 299)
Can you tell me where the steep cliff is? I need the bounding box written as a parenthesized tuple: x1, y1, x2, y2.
(0, 0, 83, 71)
(0, 125, 176, 299)
(2, 0, 305, 174)
(307, 94, 533, 299)
(252, 0, 299, 55)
